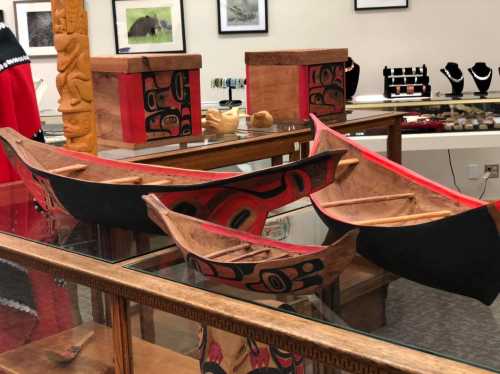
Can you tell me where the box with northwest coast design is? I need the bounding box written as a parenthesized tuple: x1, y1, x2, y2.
(91, 54, 202, 148)
(246, 49, 348, 122)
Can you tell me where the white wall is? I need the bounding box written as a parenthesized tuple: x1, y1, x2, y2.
(3, 0, 500, 108)
(1, 0, 500, 199)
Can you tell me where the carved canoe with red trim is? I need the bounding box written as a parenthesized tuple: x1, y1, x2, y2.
(309, 114, 500, 305)
(0, 127, 345, 234)
(143, 194, 358, 294)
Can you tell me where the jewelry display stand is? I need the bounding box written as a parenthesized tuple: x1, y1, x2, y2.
(441, 62, 464, 97)
(383, 65, 431, 99)
(345, 57, 360, 100)
(211, 78, 245, 108)
(468, 62, 492, 97)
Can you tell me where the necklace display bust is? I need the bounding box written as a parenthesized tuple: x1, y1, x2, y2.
(345, 57, 360, 100)
(468, 62, 492, 96)
(441, 62, 464, 97)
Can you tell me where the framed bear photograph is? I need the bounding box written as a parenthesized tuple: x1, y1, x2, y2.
(112, 0, 186, 54)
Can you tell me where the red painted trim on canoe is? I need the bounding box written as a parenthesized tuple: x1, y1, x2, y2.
(119, 74, 146, 143)
(246, 64, 252, 114)
(310, 114, 485, 210)
(201, 221, 323, 255)
(298, 65, 309, 121)
(188, 69, 202, 136)
(50, 146, 238, 180)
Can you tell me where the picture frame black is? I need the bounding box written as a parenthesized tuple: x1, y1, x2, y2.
(14, 0, 56, 57)
(112, 0, 186, 54)
(0, 10, 4, 23)
(217, 0, 268, 34)
(355, 0, 408, 11)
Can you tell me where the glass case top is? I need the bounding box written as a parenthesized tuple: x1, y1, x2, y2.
(126, 205, 500, 374)
(0, 183, 171, 263)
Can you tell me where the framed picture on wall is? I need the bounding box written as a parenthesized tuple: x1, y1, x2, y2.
(0, 10, 4, 23)
(355, 0, 408, 10)
(218, 0, 268, 34)
(112, 0, 186, 54)
(14, 1, 56, 57)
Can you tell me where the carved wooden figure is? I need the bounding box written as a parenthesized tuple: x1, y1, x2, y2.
(51, 0, 97, 154)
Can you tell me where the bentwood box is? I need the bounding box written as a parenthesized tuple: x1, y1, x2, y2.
(245, 49, 348, 122)
(91, 54, 202, 148)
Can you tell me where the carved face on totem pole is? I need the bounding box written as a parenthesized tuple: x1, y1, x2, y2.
(63, 112, 92, 138)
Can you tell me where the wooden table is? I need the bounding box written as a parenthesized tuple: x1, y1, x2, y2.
(99, 110, 403, 169)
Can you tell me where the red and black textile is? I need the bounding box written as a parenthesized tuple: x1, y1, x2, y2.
(0, 194, 75, 353)
(0, 23, 44, 183)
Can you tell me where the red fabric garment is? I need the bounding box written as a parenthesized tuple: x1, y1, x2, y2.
(0, 25, 42, 182)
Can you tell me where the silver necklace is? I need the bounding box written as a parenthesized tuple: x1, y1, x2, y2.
(470, 68, 492, 81)
(443, 68, 464, 83)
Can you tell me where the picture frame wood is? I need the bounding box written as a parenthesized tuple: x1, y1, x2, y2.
(112, 0, 186, 54)
(355, 0, 408, 10)
(217, 0, 268, 34)
(14, 0, 56, 57)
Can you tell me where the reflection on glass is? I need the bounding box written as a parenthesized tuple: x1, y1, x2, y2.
(0, 264, 114, 373)
(0, 182, 171, 263)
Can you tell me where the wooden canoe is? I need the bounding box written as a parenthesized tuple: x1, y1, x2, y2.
(0, 127, 346, 234)
(309, 114, 500, 304)
(143, 194, 358, 294)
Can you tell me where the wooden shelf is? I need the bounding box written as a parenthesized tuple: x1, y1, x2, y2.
(0, 322, 198, 374)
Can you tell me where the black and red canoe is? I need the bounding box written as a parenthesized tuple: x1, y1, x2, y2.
(309, 114, 500, 305)
(0, 127, 345, 234)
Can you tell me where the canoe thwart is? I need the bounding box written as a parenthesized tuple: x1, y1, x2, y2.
(354, 210, 452, 226)
(207, 243, 252, 259)
(228, 249, 271, 262)
(267, 253, 293, 261)
(322, 193, 415, 208)
(49, 164, 88, 174)
(101, 176, 142, 184)
(144, 179, 174, 186)
(338, 158, 359, 167)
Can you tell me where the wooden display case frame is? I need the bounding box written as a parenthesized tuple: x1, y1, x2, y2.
(0, 232, 492, 374)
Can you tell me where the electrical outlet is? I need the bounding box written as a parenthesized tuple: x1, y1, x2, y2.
(485, 164, 499, 178)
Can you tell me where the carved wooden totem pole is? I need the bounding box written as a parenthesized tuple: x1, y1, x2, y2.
(51, 0, 97, 154)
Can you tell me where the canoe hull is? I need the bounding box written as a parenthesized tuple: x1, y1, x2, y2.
(144, 194, 358, 295)
(309, 115, 500, 305)
(1, 137, 343, 234)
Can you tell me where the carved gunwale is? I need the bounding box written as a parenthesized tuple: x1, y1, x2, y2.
(0, 233, 492, 374)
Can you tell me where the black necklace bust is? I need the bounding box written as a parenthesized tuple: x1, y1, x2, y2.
(441, 62, 464, 97)
(345, 57, 360, 100)
(468, 62, 492, 97)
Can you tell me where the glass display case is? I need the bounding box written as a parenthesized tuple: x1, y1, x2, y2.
(348, 92, 500, 134)
(0, 182, 496, 374)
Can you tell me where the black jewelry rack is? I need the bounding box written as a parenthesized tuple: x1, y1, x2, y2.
(383, 65, 431, 99)
(211, 78, 246, 108)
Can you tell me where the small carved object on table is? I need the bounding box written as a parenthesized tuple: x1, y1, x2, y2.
(250, 111, 273, 128)
(203, 107, 240, 134)
(51, 0, 97, 154)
